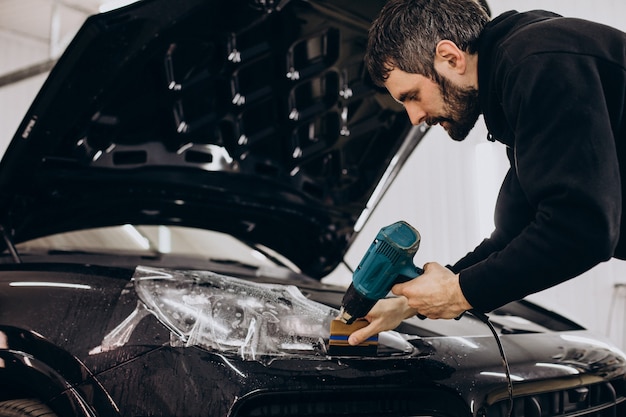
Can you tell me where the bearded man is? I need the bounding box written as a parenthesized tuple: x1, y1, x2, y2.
(348, 0, 626, 345)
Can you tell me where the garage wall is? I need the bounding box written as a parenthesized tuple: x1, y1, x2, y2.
(0, 30, 49, 156)
(1, 2, 625, 351)
(339, 1, 626, 351)
(0, 0, 91, 155)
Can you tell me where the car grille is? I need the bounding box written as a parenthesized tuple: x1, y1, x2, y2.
(231, 379, 626, 417)
(231, 388, 469, 416)
(485, 379, 626, 417)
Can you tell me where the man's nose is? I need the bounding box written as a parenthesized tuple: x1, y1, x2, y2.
(404, 103, 426, 125)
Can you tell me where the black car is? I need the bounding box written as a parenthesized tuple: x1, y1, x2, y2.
(0, 1, 625, 417)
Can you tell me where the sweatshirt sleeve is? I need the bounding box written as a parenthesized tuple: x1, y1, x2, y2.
(457, 52, 621, 312)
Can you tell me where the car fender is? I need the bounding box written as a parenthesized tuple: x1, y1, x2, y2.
(0, 325, 120, 417)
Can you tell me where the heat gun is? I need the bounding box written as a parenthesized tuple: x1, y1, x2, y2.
(337, 220, 424, 324)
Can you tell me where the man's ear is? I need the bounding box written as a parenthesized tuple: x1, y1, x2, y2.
(434, 40, 467, 75)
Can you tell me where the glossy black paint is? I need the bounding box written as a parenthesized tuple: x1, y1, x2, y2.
(0, 327, 119, 417)
(1, 264, 625, 417)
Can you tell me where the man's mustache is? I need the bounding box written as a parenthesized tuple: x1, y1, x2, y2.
(426, 117, 453, 126)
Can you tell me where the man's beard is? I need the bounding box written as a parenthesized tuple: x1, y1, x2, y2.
(426, 75, 481, 142)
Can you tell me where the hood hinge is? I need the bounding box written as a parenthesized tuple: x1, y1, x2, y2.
(0, 225, 21, 264)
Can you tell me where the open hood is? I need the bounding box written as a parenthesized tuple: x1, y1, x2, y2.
(0, 0, 426, 278)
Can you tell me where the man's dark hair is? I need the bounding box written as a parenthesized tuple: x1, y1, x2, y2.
(365, 0, 490, 86)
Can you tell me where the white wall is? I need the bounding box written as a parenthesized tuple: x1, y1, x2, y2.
(0, 30, 49, 155)
(0, 1, 87, 154)
(336, 1, 626, 351)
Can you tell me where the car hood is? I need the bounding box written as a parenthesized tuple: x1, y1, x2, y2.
(0, 0, 425, 278)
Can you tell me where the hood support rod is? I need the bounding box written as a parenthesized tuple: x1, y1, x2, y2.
(0, 225, 21, 264)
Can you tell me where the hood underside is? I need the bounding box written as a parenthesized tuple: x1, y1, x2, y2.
(0, 0, 425, 277)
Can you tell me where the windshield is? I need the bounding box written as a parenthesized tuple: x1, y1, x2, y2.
(12, 225, 297, 270)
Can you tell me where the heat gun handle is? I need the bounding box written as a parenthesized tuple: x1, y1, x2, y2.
(395, 266, 428, 320)
(395, 267, 465, 321)
(394, 265, 424, 285)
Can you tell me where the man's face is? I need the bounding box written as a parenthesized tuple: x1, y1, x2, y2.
(384, 67, 481, 141)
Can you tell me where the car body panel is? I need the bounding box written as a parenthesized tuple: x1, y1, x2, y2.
(1, 264, 625, 416)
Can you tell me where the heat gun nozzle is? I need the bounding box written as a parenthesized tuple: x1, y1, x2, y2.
(338, 283, 377, 325)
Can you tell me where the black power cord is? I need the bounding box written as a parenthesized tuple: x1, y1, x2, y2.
(469, 310, 514, 417)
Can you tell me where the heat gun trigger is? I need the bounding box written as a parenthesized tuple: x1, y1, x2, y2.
(394, 271, 427, 320)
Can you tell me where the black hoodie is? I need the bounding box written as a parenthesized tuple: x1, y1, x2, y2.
(450, 10, 626, 312)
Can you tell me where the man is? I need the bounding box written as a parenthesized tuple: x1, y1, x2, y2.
(348, 0, 626, 346)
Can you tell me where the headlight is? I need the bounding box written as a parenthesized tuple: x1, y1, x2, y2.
(93, 265, 336, 360)
(91, 265, 415, 360)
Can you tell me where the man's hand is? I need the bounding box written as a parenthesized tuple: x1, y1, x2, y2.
(392, 262, 471, 319)
(347, 296, 418, 346)
(346, 262, 472, 346)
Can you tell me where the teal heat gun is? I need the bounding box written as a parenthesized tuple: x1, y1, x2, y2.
(337, 221, 424, 324)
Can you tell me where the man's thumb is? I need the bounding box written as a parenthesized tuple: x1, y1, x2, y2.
(348, 326, 373, 346)
(347, 332, 361, 346)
